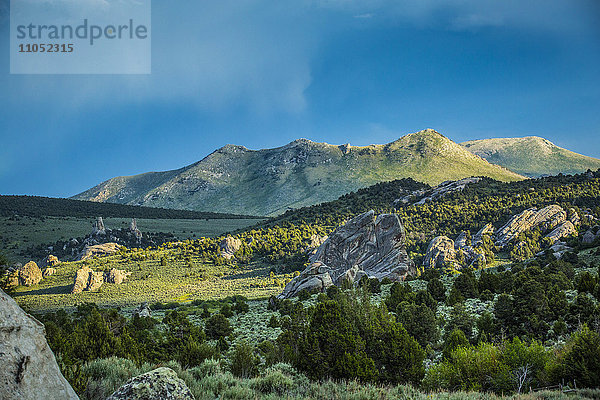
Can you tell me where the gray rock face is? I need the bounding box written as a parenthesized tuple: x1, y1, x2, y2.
(414, 177, 482, 206)
(17, 261, 43, 287)
(91, 216, 106, 236)
(77, 242, 121, 261)
(278, 210, 415, 298)
(0, 288, 79, 400)
(454, 231, 469, 250)
(219, 236, 241, 259)
(129, 218, 143, 242)
(546, 221, 576, 243)
(582, 227, 599, 244)
(423, 236, 457, 269)
(494, 205, 566, 248)
(107, 367, 194, 400)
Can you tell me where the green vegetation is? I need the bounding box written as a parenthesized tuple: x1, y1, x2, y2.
(74, 129, 524, 216)
(462, 136, 600, 178)
(0, 216, 262, 262)
(0, 194, 261, 219)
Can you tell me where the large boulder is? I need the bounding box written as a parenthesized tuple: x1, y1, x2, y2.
(104, 268, 132, 284)
(219, 236, 241, 259)
(107, 367, 194, 400)
(133, 302, 152, 318)
(39, 255, 60, 269)
(494, 205, 566, 248)
(71, 266, 130, 293)
(582, 227, 599, 244)
(279, 210, 415, 298)
(423, 236, 456, 269)
(42, 267, 56, 277)
(18, 261, 43, 287)
(71, 266, 93, 294)
(0, 288, 79, 400)
(77, 242, 121, 261)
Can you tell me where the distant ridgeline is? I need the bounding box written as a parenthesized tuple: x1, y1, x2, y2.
(0, 195, 262, 219)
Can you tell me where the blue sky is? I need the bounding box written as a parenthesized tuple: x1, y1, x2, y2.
(1, 0, 599, 198)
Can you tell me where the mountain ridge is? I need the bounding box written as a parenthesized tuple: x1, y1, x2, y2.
(73, 129, 525, 216)
(461, 136, 600, 177)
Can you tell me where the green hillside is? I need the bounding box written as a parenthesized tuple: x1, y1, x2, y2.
(73, 129, 524, 216)
(461, 136, 600, 177)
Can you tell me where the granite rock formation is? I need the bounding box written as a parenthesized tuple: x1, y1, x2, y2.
(278, 210, 415, 298)
(106, 367, 194, 400)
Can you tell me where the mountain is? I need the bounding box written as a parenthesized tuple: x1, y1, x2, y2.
(461, 136, 600, 178)
(73, 129, 524, 216)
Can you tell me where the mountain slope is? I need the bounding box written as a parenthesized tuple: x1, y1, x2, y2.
(73, 129, 524, 216)
(461, 136, 600, 178)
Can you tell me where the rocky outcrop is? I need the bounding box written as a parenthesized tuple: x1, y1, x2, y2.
(454, 231, 469, 250)
(582, 227, 599, 244)
(77, 242, 121, 261)
(134, 302, 151, 318)
(107, 367, 194, 400)
(219, 236, 241, 259)
(0, 288, 79, 400)
(494, 205, 566, 248)
(91, 216, 106, 236)
(104, 268, 132, 284)
(71, 266, 130, 293)
(17, 261, 43, 287)
(39, 255, 60, 269)
(279, 210, 415, 298)
(42, 267, 56, 277)
(423, 236, 456, 269)
(472, 223, 494, 246)
(546, 221, 576, 243)
(129, 218, 143, 242)
(414, 177, 482, 206)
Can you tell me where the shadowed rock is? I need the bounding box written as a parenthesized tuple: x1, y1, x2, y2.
(0, 288, 79, 400)
(546, 221, 576, 243)
(278, 210, 415, 298)
(423, 236, 456, 269)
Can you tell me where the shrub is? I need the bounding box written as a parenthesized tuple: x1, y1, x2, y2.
(206, 313, 233, 340)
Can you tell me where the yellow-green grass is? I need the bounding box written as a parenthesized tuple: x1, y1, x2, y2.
(13, 251, 293, 312)
(0, 216, 262, 263)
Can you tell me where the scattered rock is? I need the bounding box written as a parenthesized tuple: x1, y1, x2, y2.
(17, 262, 43, 287)
(0, 288, 79, 400)
(494, 205, 566, 248)
(104, 268, 131, 285)
(219, 236, 241, 259)
(77, 242, 121, 261)
(91, 216, 106, 236)
(42, 268, 56, 277)
(106, 367, 194, 400)
(279, 210, 415, 298)
(546, 221, 576, 243)
(134, 302, 151, 318)
(423, 236, 457, 269)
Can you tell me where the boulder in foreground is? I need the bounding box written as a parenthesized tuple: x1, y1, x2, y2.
(0, 288, 79, 400)
(106, 367, 194, 400)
